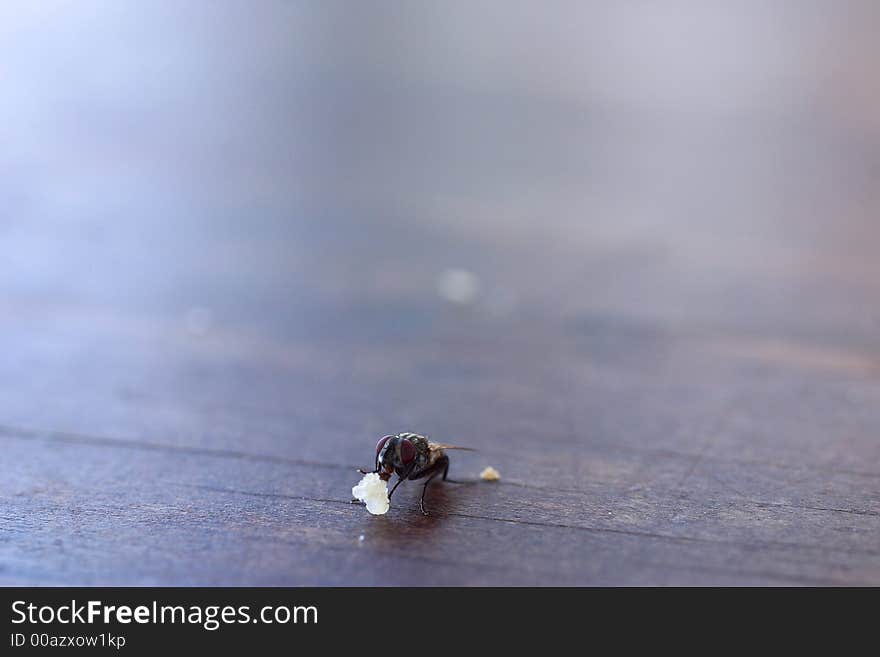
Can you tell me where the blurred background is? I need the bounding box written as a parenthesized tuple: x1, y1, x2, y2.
(4, 1, 880, 339)
(2, 1, 879, 585)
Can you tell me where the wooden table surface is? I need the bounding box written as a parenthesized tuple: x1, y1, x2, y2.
(2, 3, 879, 586)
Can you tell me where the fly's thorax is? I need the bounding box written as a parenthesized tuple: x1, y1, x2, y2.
(397, 432, 429, 448)
(405, 434, 431, 469)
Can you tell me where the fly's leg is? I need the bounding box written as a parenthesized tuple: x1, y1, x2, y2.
(358, 448, 384, 475)
(418, 455, 452, 515)
(419, 469, 444, 516)
(380, 457, 469, 514)
(388, 463, 416, 500)
(388, 476, 406, 499)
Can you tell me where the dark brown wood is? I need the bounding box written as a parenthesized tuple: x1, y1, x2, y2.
(1, 3, 879, 585)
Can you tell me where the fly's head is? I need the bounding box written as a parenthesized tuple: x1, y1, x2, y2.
(373, 434, 417, 480)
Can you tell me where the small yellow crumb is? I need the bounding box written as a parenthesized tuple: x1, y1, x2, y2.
(480, 466, 501, 481)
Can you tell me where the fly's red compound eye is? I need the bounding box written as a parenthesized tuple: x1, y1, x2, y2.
(399, 438, 416, 464)
(375, 435, 394, 458)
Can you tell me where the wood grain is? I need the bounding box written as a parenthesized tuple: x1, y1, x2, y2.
(1, 2, 879, 585)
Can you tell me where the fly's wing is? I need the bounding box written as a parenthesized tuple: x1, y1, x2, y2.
(428, 441, 477, 453)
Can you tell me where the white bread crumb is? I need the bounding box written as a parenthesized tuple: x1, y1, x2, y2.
(480, 466, 501, 481)
(352, 473, 390, 515)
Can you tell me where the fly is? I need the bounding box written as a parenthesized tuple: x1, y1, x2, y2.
(358, 432, 474, 515)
